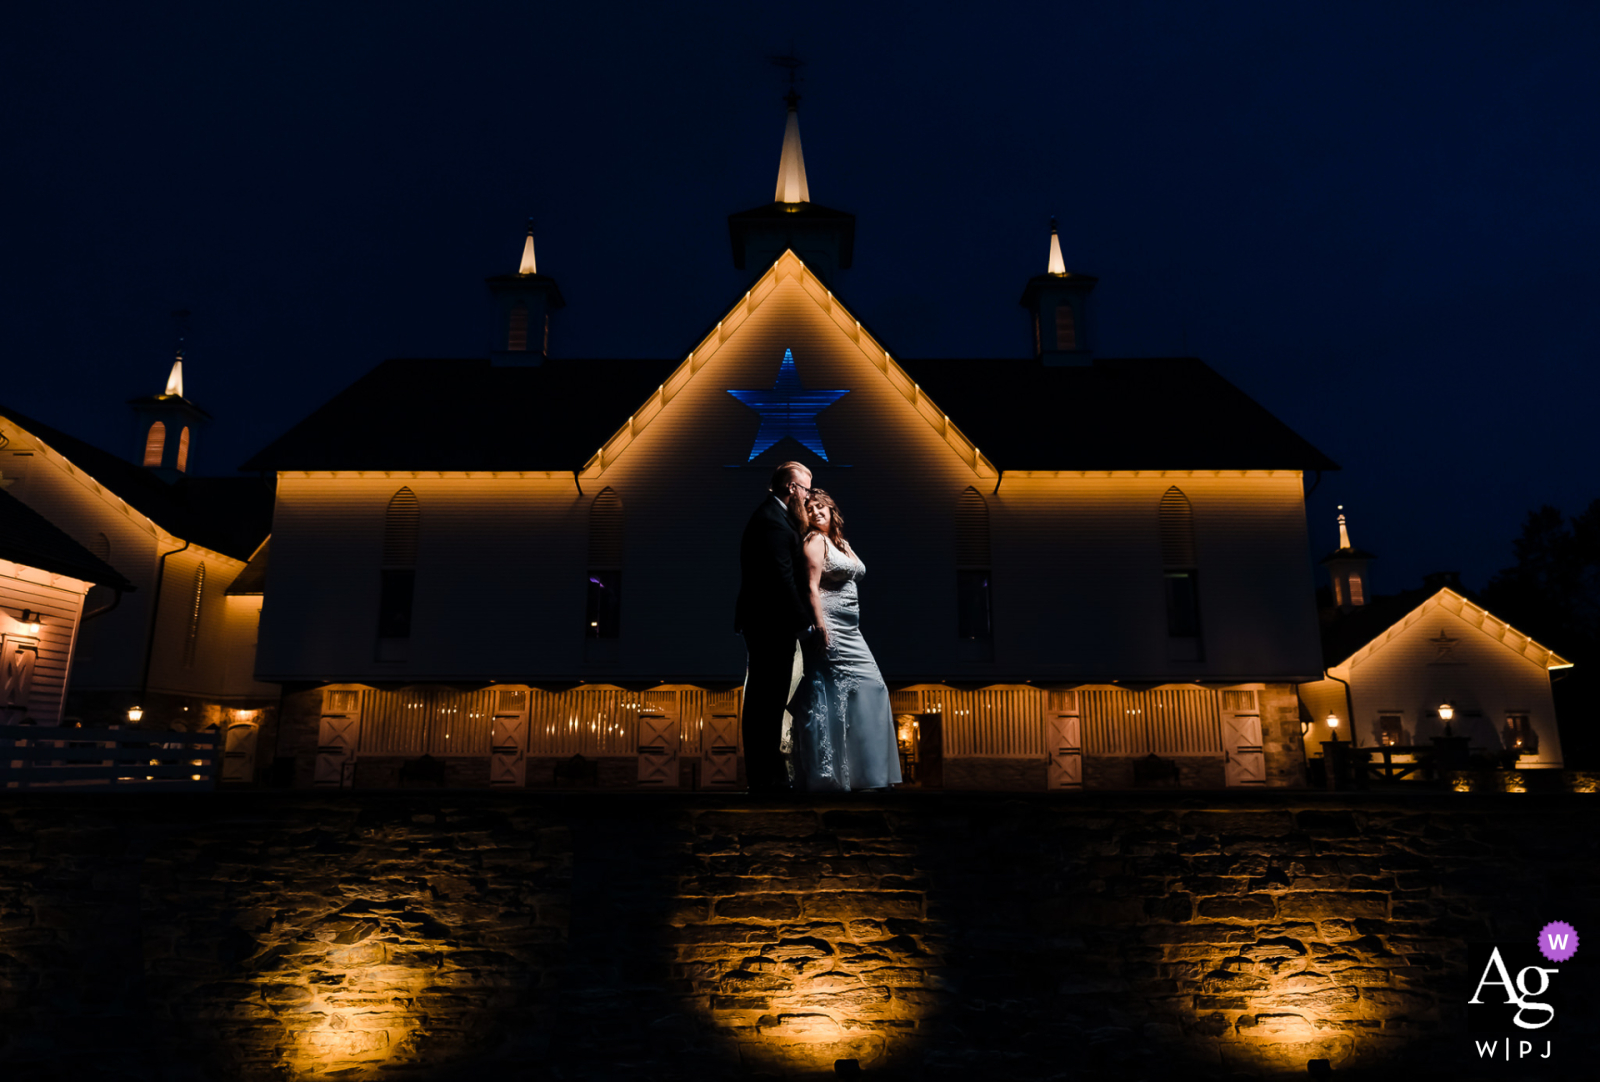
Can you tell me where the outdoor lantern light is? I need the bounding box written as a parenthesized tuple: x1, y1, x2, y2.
(20, 609, 42, 634)
(127, 705, 144, 724)
(1438, 701, 1455, 722)
(1326, 713, 1340, 741)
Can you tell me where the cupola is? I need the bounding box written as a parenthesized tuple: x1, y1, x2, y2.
(1019, 218, 1098, 366)
(128, 321, 210, 482)
(487, 220, 565, 366)
(1320, 507, 1377, 612)
(728, 89, 856, 284)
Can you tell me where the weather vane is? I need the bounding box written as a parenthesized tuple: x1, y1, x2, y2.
(768, 51, 805, 106)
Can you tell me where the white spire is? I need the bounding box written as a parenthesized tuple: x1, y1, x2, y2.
(774, 94, 810, 204)
(164, 359, 184, 398)
(1337, 506, 1352, 550)
(1047, 218, 1066, 275)
(518, 223, 537, 275)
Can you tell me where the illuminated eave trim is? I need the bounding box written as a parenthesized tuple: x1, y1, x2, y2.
(0, 556, 94, 595)
(0, 419, 249, 570)
(578, 249, 998, 481)
(1000, 469, 1301, 481)
(1340, 587, 1574, 673)
(1, 418, 164, 541)
(281, 470, 578, 481)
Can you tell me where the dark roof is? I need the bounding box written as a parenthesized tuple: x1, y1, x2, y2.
(897, 357, 1340, 471)
(0, 403, 273, 561)
(226, 537, 270, 595)
(242, 357, 679, 472)
(0, 489, 136, 590)
(1320, 545, 1378, 563)
(242, 353, 1338, 474)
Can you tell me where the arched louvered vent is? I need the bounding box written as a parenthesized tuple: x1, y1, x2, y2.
(1055, 303, 1077, 351)
(176, 426, 191, 472)
(183, 562, 205, 667)
(143, 422, 166, 468)
(383, 488, 420, 567)
(90, 533, 111, 562)
(589, 488, 624, 568)
(508, 301, 529, 352)
(1159, 487, 1196, 568)
(955, 488, 990, 568)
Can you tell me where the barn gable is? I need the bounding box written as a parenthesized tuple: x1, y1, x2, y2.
(575, 249, 996, 487)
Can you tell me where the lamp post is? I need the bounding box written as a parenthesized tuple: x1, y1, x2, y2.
(1325, 713, 1340, 742)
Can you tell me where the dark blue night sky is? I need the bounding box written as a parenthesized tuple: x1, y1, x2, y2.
(6, 2, 1597, 594)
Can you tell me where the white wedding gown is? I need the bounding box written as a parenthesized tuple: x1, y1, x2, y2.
(786, 537, 902, 791)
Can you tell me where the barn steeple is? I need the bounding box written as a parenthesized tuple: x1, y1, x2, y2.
(1021, 218, 1097, 366)
(728, 86, 855, 285)
(488, 220, 565, 366)
(774, 89, 811, 204)
(1321, 507, 1377, 612)
(129, 312, 210, 482)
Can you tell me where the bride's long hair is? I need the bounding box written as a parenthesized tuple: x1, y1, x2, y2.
(804, 489, 848, 548)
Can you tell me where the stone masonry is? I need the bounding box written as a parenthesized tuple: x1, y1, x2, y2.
(0, 792, 1596, 1080)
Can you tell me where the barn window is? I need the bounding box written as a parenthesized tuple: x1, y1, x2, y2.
(1159, 487, 1202, 646)
(176, 426, 191, 472)
(183, 563, 205, 668)
(379, 488, 419, 639)
(1378, 714, 1403, 747)
(143, 422, 166, 467)
(1506, 714, 1537, 754)
(955, 487, 992, 641)
(587, 488, 624, 638)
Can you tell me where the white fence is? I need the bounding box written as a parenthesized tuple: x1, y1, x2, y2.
(1, 724, 218, 790)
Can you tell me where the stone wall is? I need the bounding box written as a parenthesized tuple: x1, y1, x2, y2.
(3, 793, 1594, 1080)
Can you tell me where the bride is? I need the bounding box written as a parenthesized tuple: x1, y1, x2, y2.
(786, 489, 902, 792)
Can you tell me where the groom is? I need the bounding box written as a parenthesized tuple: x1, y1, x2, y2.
(734, 461, 815, 794)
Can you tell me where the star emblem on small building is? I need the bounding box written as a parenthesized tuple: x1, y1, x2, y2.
(727, 348, 849, 462)
(1429, 629, 1459, 659)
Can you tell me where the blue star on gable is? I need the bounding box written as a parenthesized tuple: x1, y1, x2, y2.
(727, 349, 850, 462)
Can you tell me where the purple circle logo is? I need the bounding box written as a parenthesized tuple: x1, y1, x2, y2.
(1539, 921, 1579, 963)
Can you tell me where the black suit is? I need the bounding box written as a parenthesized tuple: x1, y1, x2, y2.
(735, 495, 812, 791)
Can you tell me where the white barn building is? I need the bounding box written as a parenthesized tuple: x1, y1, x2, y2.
(245, 99, 1338, 791)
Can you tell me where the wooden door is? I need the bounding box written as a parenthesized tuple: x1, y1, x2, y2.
(315, 691, 361, 787)
(1047, 712, 1082, 789)
(702, 691, 741, 789)
(490, 689, 529, 787)
(1, 639, 38, 723)
(221, 721, 259, 783)
(636, 691, 680, 787)
(1222, 712, 1265, 786)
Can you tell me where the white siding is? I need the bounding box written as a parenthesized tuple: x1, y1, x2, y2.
(1, 560, 92, 724)
(1310, 592, 1567, 768)
(256, 257, 1324, 687)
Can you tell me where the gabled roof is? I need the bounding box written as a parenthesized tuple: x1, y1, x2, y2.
(0, 489, 135, 590)
(243, 252, 1337, 476)
(241, 358, 678, 472)
(896, 357, 1337, 472)
(226, 537, 270, 595)
(0, 403, 272, 562)
(1323, 586, 1573, 671)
